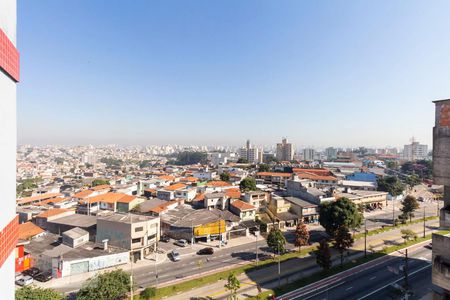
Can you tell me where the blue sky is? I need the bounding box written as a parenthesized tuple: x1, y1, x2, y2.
(17, 1, 450, 148)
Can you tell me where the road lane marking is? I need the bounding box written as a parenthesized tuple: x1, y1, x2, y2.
(357, 264, 431, 299)
(369, 276, 376, 280)
(346, 286, 353, 291)
(302, 281, 346, 300)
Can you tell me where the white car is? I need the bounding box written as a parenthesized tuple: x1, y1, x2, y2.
(170, 250, 181, 261)
(16, 275, 33, 286)
(174, 239, 188, 247)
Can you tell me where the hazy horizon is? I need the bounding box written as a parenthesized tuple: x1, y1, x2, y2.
(18, 1, 450, 147)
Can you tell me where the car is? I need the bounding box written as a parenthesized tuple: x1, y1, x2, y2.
(425, 243, 432, 250)
(174, 239, 188, 247)
(34, 271, 52, 282)
(197, 247, 214, 255)
(23, 267, 40, 277)
(16, 275, 33, 286)
(170, 250, 181, 261)
(160, 235, 170, 243)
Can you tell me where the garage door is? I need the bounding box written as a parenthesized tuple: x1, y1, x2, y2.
(70, 261, 89, 275)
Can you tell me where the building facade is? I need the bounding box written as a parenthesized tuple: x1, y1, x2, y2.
(403, 140, 428, 161)
(238, 140, 262, 163)
(276, 138, 294, 161)
(303, 148, 315, 162)
(0, 1, 19, 297)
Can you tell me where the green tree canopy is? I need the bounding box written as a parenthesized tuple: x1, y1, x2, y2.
(400, 195, 420, 222)
(258, 164, 271, 172)
(267, 227, 286, 253)
(100, 157, 123, 167)
(319, 198, 363, 237)
(224, 273, 241, 300)
(237, 158, 249, 163)
(220, 172, 231, 182)
(401, 229, 417, 243)
(76, 269, 131, 300)
(333, 226, 354, 266)
(166, 151, 207, 165)
(239, 177, 257, 192)
(91, 179, 110, 187)
(294, 220, 310, 252)
(315, 239, 332, 271)
(140, 287, 156, 300)
(15, 286, 64, 300)
(405, 174, 421, 190)
(377, 176, 405, 196)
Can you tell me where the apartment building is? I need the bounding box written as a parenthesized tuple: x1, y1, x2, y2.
(276, 138, 294, 161)
(238, 140, 262, 163)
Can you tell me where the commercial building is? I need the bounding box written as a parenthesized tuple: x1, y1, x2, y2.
(325, 147, 338, 161)
(276, 138, 294, 161)
(96, 213, 160, 261)
(303, 148, 316, 162)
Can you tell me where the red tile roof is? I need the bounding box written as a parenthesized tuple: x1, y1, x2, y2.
(206, 181, 231, 187)
(36, 208, 71, 219)
(17, 193, 62, 205)
(231, 200, 256, 211)
(164, 183, 186, 191)
(257, 172, 292, 177)
(225, 188, 241, 199)
(18, 222, 45, 240)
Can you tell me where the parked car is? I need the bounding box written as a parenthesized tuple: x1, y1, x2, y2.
(197, 247, 214, 255)
(425, 243, 432, 250)
(174, 239, 188, 247)
(16, 275, 33, 286)
(160, 235, 170, 243)
(34, 271, 52, 282)
(170, 250, 181, 261)
(23, 267, 40, 277)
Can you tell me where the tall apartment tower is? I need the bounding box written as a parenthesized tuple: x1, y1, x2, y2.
(276, 138, 294, 161)
(303, 148, 315, 162)
(431, 99, 450, 298)
(238, 140, 262, 163)
(0, 0, 19, 298)
(403, 139, 428, 161)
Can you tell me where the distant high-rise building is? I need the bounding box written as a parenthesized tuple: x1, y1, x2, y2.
(0, 0, 19, 298)
(325, 147, 338, 161)
(276, 138, 294, 161)
(303, 148, 315, 162)
(82, 152, 97, 165)
(403, 139, 428, 161)
(238, 140, 262, 163)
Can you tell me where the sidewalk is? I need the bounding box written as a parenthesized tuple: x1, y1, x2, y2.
(35, 235, 263, 292)
(164, 219, 439, 300)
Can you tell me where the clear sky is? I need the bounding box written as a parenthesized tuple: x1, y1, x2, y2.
(17, 1, 450, 148)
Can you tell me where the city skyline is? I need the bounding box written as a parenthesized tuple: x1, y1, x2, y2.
(18, 1, 450, 146)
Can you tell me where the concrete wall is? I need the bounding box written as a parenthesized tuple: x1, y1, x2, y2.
(432, 234, 450, 293)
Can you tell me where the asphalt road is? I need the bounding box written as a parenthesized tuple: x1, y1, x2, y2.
(281, 245, 434, 300)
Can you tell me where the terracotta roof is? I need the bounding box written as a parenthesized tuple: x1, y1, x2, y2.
(225, 188, 241, 199)
(164, 183, 186, 191)
(80, 192, 131, 204)
(231, 200, 256, 211)
(17, 193, 62, 205)
(158, 175, 176, 181)
(116, 194, 136, 203)
(34, 197, 69, 206)
(295, 172, 337, 181)
(206, 181, 231, 187)
(292, 168, 332, 176)
(180, 176, 198, 183)
(36, 208, 71, 219)
(18, 222, 45, 240)
(73, 190, 94, 199)
(194, 193, 205, 201)
(91, 184, 110, 191)
(150, 200, 178, 213)
(256, 172, 292, 177)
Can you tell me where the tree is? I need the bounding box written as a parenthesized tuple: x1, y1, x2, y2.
(400, 195, 419, 222)
(237, 158, 249, 163)
(315, 239, 332, 271)
(377, 176, 405, 197)
(405, 174, 421, 190)
(401, 229, 417, 243)
(239, 177, 257, 192)
(91, 179, 109, 187)
(15, 286, 64, 300)
(166, 151, 207, 165)
(220, 172, 231, 182)
(224, 273, 240, 300)
(258, 164, 271, 172)
(267, 227, 286, 253)
(294, 220, 310, 252)
(76, 269, 131, 300)
(333, 226, 354, 266)
(319, 198, 363, 238)
(140, 287, 157, 300)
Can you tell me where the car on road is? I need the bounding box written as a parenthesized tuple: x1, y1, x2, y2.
(170, 249, 181, 261)
(160, 235, 170, 243)
(34, 271, 52, 282)
(174, 239, 188, 247)
(425, 242, 432, 249)
(15, 275, 33, 286)
(23, 267, 40, 277)
(197, 247, 214, 255)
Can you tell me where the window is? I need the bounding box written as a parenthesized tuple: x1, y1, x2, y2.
(148, 234, 156, 240)
(132, 238, 141, 244)
(135, 226, 143, 232)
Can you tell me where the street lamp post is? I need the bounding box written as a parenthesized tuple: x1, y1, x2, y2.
(423, 205, 426, 238)
(364, 219, 367, 257)
(277, 244, 281, 287)
(392, 198, 395, 226)
(255, 225, 259, 266)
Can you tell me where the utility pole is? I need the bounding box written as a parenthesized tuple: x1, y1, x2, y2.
(423, 205, 426, 238)
(404, 249, 409, 291)
(364, 219, 367, 257)
(255, 225, 259, 266)
(277, 244, 281, 287)
(392, 198, 396, 226)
